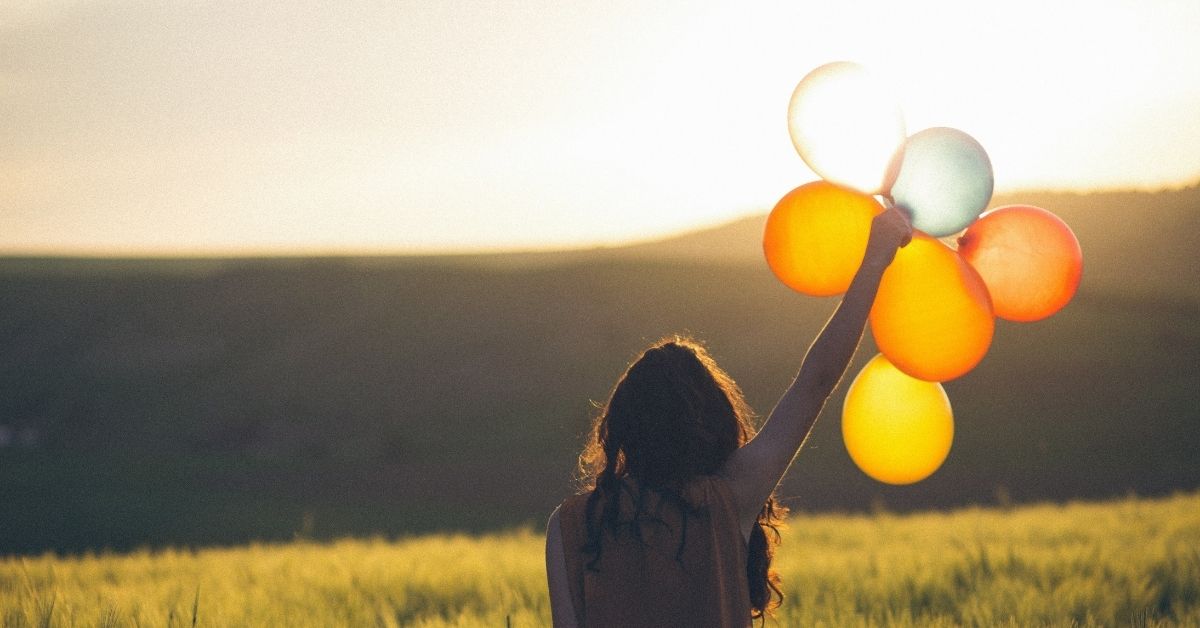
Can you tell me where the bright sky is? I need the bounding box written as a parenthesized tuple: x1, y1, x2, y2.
(3, 0, 1199, 254)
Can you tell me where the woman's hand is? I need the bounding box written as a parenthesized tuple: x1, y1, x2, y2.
(863, 205, 913, 272)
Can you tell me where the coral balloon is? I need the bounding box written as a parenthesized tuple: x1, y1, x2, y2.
(843, 353, 953, 485)
(870, 234, 994, 381)
(763, 181, 884, 296)
(890, 127, 993, 236)
(958, 205, 1083, 322)
(787, 62, 907, 194)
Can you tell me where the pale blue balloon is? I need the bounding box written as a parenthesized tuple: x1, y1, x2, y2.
(890, 127, 993, 237)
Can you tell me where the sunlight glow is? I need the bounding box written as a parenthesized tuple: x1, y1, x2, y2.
(1, 0, 1197, 253)
(787, 62, 906, 194)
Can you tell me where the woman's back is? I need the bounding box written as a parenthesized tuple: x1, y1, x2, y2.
(547, 208, 912, 625)
(555, 475, 750, 628)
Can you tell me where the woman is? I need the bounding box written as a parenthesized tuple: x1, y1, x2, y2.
(546, 206, 912, 626)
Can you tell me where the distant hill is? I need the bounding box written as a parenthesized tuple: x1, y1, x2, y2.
(615, 185, 1200, 299)
(0, 185, 1197, 554)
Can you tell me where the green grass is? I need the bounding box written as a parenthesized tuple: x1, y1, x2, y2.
(3, 492, 1198, 627)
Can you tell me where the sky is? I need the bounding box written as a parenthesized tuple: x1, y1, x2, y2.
(3, 0, 1199, 255)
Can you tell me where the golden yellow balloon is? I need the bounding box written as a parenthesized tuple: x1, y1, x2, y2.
(869, 233, 994, 382)
(843, 354, 954, 485)
(763, 180, 884, 296)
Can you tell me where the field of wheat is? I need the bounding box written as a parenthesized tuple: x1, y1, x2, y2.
(3, 491, 1198, 627)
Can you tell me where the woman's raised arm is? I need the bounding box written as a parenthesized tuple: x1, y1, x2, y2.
(720, 205, 911, 537)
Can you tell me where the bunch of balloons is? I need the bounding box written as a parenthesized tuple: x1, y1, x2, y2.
(764, 62, 1083, 485)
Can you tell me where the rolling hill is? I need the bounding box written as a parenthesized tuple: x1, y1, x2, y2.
(0, 185, 1197, 553)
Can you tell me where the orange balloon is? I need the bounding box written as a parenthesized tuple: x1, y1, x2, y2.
(870, 233, 994, 381)
(763, 181, 884, 296)
(843, 354, 953, 485)
(957, 205, 1083, 322)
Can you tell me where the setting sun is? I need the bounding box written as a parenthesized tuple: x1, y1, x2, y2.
(787, 62, 906, 194)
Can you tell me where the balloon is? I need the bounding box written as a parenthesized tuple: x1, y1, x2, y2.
(843, 353, 953, 485)
(763, 181, 884, 296)
(958, 205, 1083, 322)
(787, 61, 907, 195)
(870, 234, 994, 381)
(890, 127, 993, 236)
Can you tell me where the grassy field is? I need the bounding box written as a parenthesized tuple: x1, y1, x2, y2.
(3, 492, 1198, 627)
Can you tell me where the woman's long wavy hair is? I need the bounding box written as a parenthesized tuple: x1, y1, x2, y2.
(577, 336, 787, 619)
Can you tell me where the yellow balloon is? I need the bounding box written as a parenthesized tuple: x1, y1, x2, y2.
(843, 354, 954, 485)
(869, 233, 994, 381)
(763, 181, 884, 296)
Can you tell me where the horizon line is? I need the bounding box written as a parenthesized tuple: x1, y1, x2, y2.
(4, 180, 1195, 261)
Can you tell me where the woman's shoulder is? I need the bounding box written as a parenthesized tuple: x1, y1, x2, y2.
(556, 490, 595, 527)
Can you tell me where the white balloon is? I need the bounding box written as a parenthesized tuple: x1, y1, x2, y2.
(891, 127, 994, 237)
(788, 62, 906, 194)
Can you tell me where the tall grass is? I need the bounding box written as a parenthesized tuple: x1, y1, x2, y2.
(2, 492, 1197, 626)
